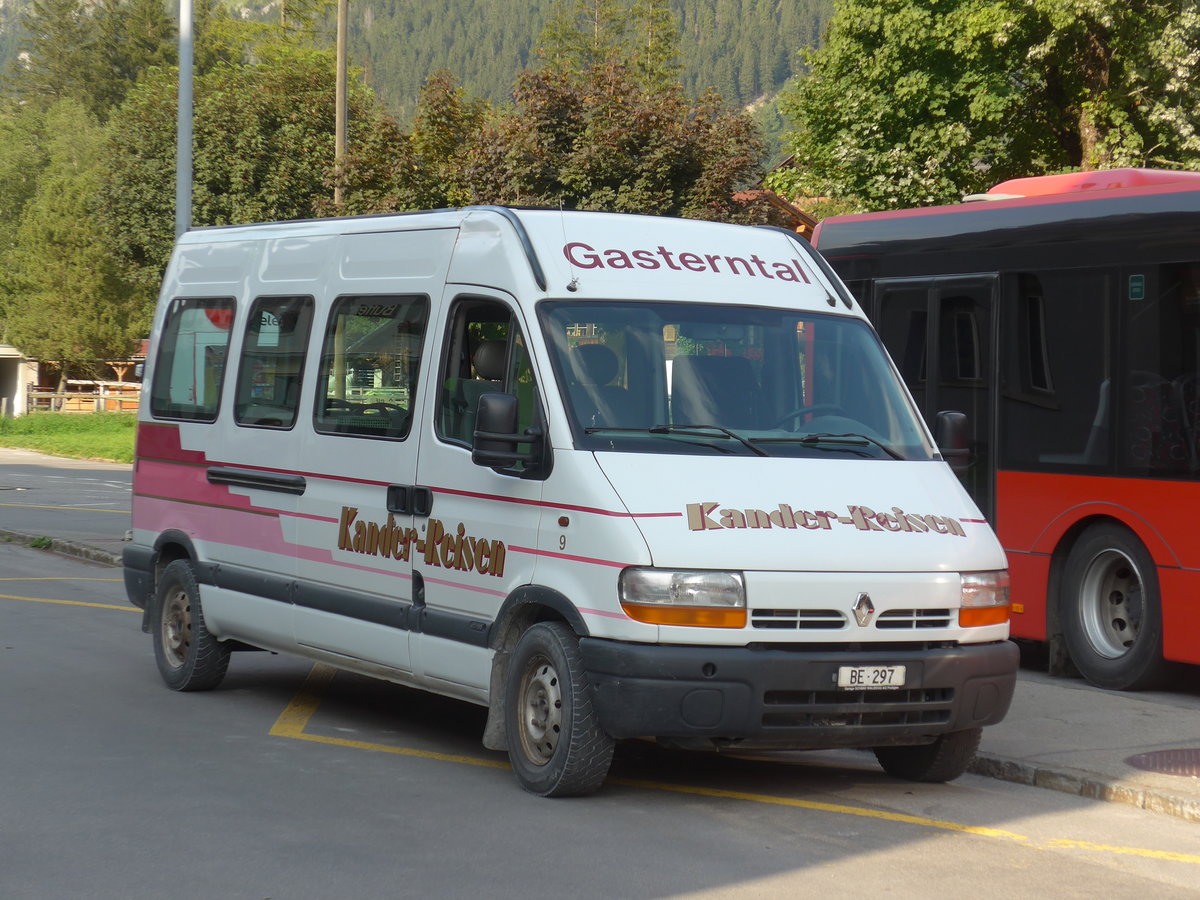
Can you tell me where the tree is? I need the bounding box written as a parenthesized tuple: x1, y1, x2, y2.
(99, 48, 404, 296)
(6, 0, 242, 119)
(367, 64, 767, 221)
(770, 0, 1200, 211)
(3, 100, 144, 377)
(537, 0, 681, 93)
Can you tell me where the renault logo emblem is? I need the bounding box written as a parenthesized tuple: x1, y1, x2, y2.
(852, 592, 876, 627)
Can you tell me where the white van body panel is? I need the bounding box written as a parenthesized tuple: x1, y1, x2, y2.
(593, 454, 1001, 572)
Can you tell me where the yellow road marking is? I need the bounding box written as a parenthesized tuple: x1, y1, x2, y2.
(0, 576, 121, 582)
(271, 662, 1200, 866)
(268, 664, 507, 770)
(0, 591, 136, 612)
(0, 502, 127, 513)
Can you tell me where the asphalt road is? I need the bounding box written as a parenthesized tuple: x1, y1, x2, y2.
(0, 448, 131, 559)
(3, 543, 1200, 900)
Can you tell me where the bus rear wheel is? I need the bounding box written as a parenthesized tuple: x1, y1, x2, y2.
(1061, 524, 1167, 691)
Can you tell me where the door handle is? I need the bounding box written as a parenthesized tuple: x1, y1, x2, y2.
(387, 484, 434, 516)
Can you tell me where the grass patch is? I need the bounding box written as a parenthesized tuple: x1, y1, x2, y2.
(0, 412, 137, 463)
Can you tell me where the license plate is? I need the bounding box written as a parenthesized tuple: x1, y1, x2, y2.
(837, 665, 906, 689)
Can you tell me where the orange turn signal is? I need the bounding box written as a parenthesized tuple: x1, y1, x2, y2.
(959, 605, 1010, 627)
(620, 603, 747, 628)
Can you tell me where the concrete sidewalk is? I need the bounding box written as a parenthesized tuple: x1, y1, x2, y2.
(969, 667, 1200, 823)
(3, 446, 1199, 823)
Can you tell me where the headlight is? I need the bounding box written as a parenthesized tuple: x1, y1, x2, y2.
(959, 570, 1010, 627)
(619, 569, 747, 628)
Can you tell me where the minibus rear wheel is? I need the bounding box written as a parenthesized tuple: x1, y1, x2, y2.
(153, 559, 231, 691)
(873, 727, 982, 782)
(504, 622, 615, 797)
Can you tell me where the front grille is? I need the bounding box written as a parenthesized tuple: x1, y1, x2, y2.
(760, 687, 955, 729)
(876, 608, 952, 629)
(751, 608, 846, 629)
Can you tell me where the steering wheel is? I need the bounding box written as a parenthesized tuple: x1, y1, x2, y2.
(771, 404, 846, 429)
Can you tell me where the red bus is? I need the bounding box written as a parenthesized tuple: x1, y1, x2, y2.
(814, 168, 1200, 690)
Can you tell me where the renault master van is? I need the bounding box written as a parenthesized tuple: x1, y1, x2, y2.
(123, 207, 1017, 796)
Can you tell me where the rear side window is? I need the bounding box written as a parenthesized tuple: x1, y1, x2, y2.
(314, 295, 429, 439)
(150, 297, 236, 422)
(234, 296, 315, 429)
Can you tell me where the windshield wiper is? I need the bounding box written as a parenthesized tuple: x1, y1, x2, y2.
(651, 424, 770, 457)
(583, 424, 769, 457)
(756, 432, 905, 460)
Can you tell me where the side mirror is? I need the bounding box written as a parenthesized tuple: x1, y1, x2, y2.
(934, 410, 969, 478)
(472, 392, 547, 476)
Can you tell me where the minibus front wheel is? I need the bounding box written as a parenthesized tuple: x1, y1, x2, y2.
(874, 727, 982, 782)
(152, 559, 231, 692)
(504, 622, 614, 797)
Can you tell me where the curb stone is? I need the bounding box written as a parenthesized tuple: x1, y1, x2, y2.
(969, 752, 1200, 824)
(0, 529, 122, 568)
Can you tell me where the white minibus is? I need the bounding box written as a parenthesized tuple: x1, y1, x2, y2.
(124, 207, 1016, 796)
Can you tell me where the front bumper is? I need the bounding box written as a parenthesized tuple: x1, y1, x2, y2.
(580, 639, 1018, 750)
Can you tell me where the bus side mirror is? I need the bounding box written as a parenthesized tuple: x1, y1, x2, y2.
(473, 392, 548, 477)
(935, 410, 969, 477)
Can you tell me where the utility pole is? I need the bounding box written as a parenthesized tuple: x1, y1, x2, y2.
(175, 0, 193, 238)
(334, 0, 348, 209)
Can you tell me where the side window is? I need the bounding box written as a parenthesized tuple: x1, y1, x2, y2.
(150, 297, 236, 422)
(314, 295, 428, 439)
(234, 296, 315, 429)
(436, 298, 538, 446)
(1000, 271, 1111, 469)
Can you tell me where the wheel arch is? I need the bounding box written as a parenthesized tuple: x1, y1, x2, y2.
(481, 584, 589, 751)
(139, 530, 200, 633)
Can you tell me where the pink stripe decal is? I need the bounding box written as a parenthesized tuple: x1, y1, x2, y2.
(509, 545, 629, 568)
(421, 574, 508, 598)
(433, 485, 679, 519)
(576, 606, 631, 620)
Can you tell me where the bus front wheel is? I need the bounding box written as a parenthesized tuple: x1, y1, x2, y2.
(1061, 524, 1167, 691)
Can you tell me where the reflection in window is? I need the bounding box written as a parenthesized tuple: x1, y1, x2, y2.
(150, 297, 235, 422)
(234, 296, 314, 429)
(315, 296, 427, 439)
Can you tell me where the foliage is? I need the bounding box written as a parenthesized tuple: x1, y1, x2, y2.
(222, 0, 831, 118)
(99, 47, 400, 297)
(6, 0, 242, 120)
(3, 100, 146, 375)
(339, 64, 767, 222)
(538, 0, 682, 92)
(0, 411, 137, 463)
(771, 0, 1200, 211)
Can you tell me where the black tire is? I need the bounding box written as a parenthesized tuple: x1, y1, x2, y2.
(874, 727, 982, 783)
(152, 559, 230, 691)
(504, 622, 615, 797)
(1061, 524, 1168, 691)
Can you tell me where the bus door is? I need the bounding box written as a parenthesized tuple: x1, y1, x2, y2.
(873, 276, 998, 521)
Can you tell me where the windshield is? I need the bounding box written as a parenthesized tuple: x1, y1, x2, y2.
(538, 300, 935, 460)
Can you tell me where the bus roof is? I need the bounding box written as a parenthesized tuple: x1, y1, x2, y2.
(813, 169, 1200, 277)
